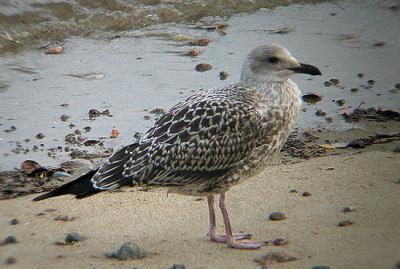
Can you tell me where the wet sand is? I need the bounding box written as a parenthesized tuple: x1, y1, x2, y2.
(1, 150, 399, 269)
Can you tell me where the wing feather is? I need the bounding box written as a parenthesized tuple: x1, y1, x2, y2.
(90, 84, 264, 191)
(91, 143, 141, 189)
(140, 86, 264, 187)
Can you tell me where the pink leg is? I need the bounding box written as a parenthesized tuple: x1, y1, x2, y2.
(219, 193, 266, 249)
(207, 194, 251, 243)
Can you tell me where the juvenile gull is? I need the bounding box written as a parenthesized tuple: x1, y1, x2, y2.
(34, 44, 321, 249)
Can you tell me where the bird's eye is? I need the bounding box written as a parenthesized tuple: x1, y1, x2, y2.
(267, 57, 279, 64)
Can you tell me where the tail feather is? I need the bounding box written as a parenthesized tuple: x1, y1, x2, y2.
(33, 169, 101, 201)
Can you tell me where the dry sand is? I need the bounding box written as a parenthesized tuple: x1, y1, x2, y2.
(1, 150, 400, 269)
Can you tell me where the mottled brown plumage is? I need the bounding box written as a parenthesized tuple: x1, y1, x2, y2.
(34, 44, 321, 249)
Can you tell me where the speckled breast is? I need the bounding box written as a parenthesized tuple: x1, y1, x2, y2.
(212, 80, 302, 192)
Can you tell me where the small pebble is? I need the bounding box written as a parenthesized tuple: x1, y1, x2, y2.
(10, 219, 19, 225)
(269, 212, 286, 221)
(373, 41, 385, 47)
(357, 73, 364, 78)
(171, 264, 186, 269)
(273, 238, 288, 246)
(350, 88, 359, 93)
(329, 78, 340, 85)
(188, 49, 200, 57)
(3, 235, 17, 244)
(302, 191, 311, 196)
(88, 108, 101, 119)
(311, 266, 332, 269)
(323, 81, 332, 87)
(65, 232, 85, 243)
(335, 99, 345, 106)
(4, 126, 17, 132)
(106, 242, 147, 260)
(289, 189, 298, 193)
(45, 46, 63, 54)
(219, 71, 229, 80)
(110, 128, 120, 138)
(60, 114, 70, 122)
(367, 79, 375, 85)
(395, 83, 400, 89)
(36, 133, 45, 139)
(195, 63, 212, 72)
(338, 220, 353, 226)
(143, 115, 151, 120)
(254, 251, 301, 265)
(302, 93, 322, 104)
(315, 109, 326, 117)
(5, 257, 17, 265)
(342, 206, 356, 213)
(324, 116, 333, 123)
(83, 126, 91, 132)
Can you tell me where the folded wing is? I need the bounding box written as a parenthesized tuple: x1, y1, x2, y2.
(92, 87, 264, 191)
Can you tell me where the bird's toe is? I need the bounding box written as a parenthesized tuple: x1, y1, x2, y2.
(227, 240, 266, 249)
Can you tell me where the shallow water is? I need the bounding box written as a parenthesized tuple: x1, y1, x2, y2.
(0, 0, 324, 54)
(0, 0, 399, 169)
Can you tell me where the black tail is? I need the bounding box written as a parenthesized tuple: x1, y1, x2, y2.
(33, 169, 101, 201)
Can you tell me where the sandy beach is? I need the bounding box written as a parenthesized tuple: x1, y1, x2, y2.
(1, 0, 400, 268)
(1, 150, 399, 269)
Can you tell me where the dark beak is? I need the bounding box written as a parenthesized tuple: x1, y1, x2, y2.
(288, 63, 321, 76)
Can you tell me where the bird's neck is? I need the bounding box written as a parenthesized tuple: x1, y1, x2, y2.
(240, 62, 287, 95)
(240, 74, 294, 97)
(240, 68, 302, 106)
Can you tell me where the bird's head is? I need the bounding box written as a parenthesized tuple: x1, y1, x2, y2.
(241, 44, 321, 84)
